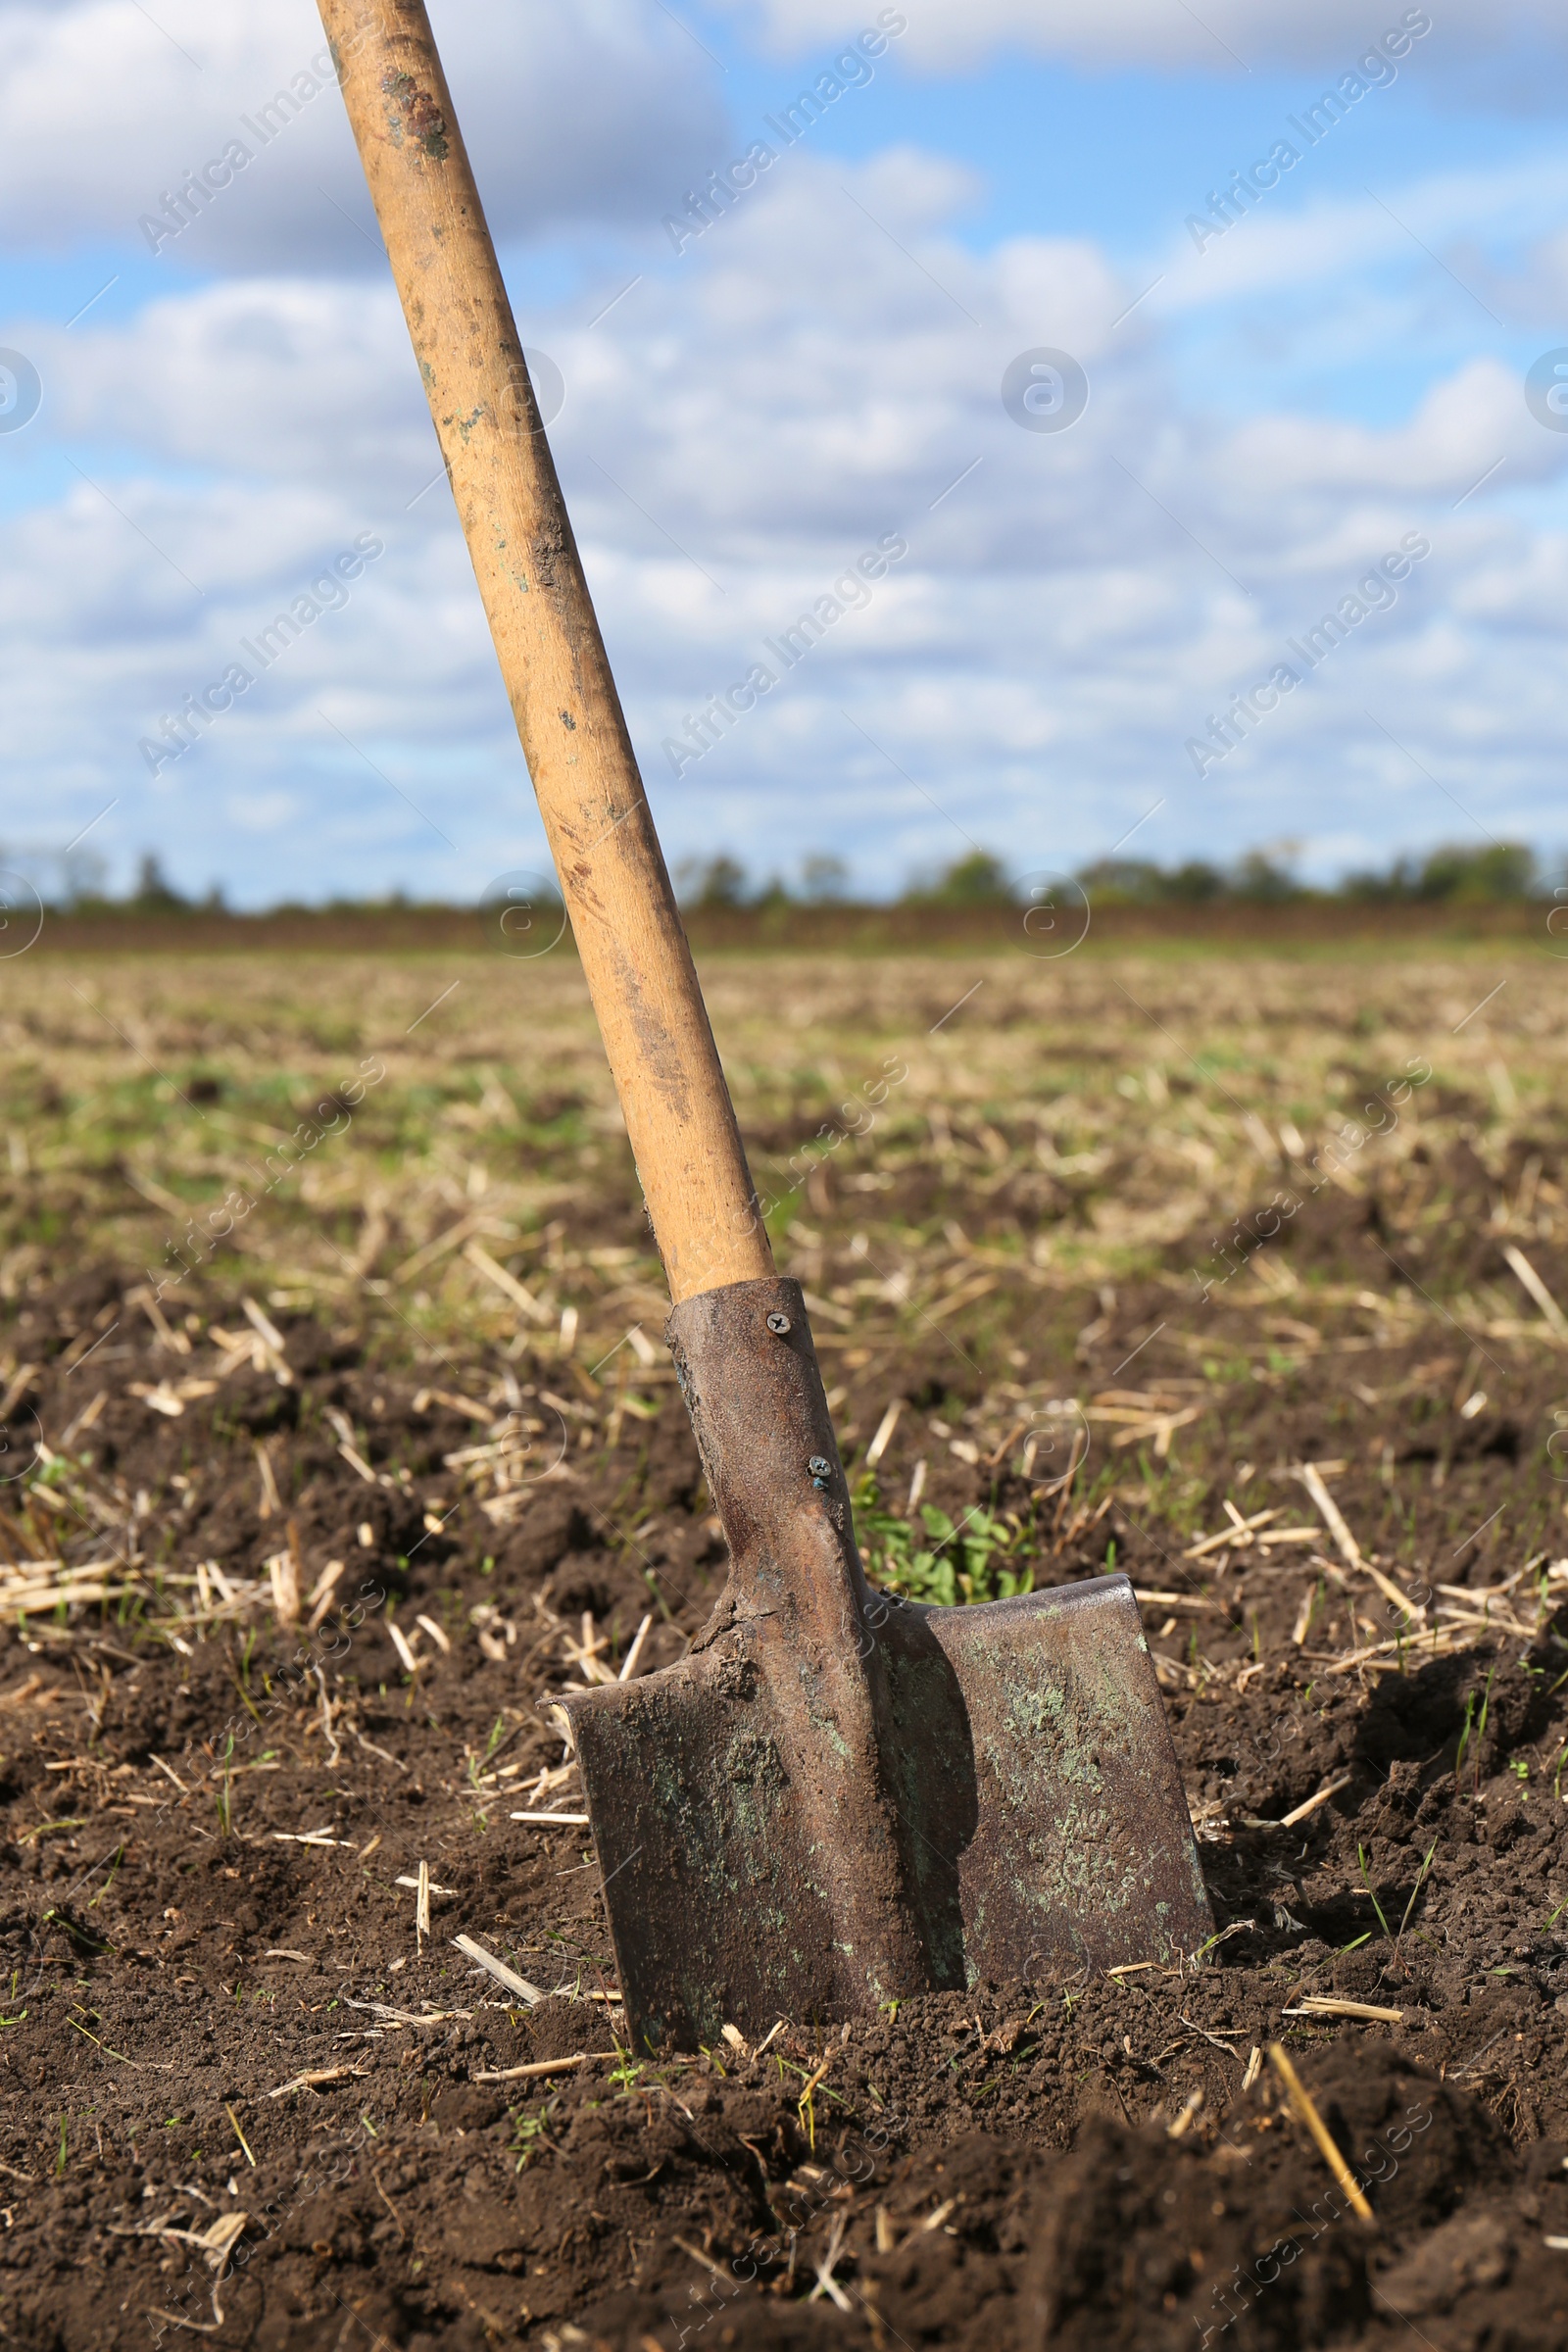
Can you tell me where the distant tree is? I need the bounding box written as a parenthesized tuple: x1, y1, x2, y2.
(1230, 849, 1298, 901)
(1342, 842, 1536, 901)
(1416, 842, 1536, 901)
(61, 848, 108, 906)
(1342, 858, 1416, 902)
(1075, 857, 1227, 903)
(907, 850, 1014, 906)
(676, 855, 750, 907)
(801, 853, 850, 904)
(1074, 858, 1166, 903)
(131, 854, 187, 910)
(1164, 859, 1227, 903)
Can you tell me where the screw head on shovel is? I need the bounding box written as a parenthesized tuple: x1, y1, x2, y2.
(564, 1278, 1213, 2053)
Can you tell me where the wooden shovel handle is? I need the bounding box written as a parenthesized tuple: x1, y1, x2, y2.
(317, 0, 771, 1304)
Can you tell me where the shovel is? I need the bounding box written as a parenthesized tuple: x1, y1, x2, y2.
(321, 0, 1214, 2051)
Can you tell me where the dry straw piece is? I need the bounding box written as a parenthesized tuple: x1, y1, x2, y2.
(267, 2066, 368, 2099)
(472, 2051, 591, 2082)
(1268, 2041, 1375, 2223)
(1278, 1772, 1354, 1827)
(1285, 1996, 1405, 2025)
(1501, 1243, 1568, 1339)
(452, 1933, 546, 2004)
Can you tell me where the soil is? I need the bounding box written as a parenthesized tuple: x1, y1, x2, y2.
(1, 1197, 1566, 2352)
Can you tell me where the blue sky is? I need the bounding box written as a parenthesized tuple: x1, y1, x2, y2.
(2, 0, 1567, 905)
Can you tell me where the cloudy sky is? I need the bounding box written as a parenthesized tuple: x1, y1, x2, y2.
(2, 0, 1567, 904)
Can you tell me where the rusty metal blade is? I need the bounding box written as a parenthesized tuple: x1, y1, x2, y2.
(568, 1628, 917, 2053)
(881, 1578, 1213, 1982)
(564, 1276, 1212, 2053)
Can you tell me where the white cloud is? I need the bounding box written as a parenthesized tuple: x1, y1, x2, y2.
(1218, 362, 1550, 502)
(1152, 157, 1568, 318)
(0, 0, 727, 268)
(1468, 229, 1568, 329)
(42, 277, 431, 488)
(3, 146, 1567, 900)
(711, 0, 1561, 81)
(225, 789, 299, 834)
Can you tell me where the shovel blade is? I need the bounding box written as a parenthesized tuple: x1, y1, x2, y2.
(882, 1574, 1212, 1983)
(568, 1634, 866, 2054)
(570, 1570, 1210, 2052)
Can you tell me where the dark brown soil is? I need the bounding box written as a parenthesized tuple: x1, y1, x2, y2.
(1, 1210, 1565, 2351)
